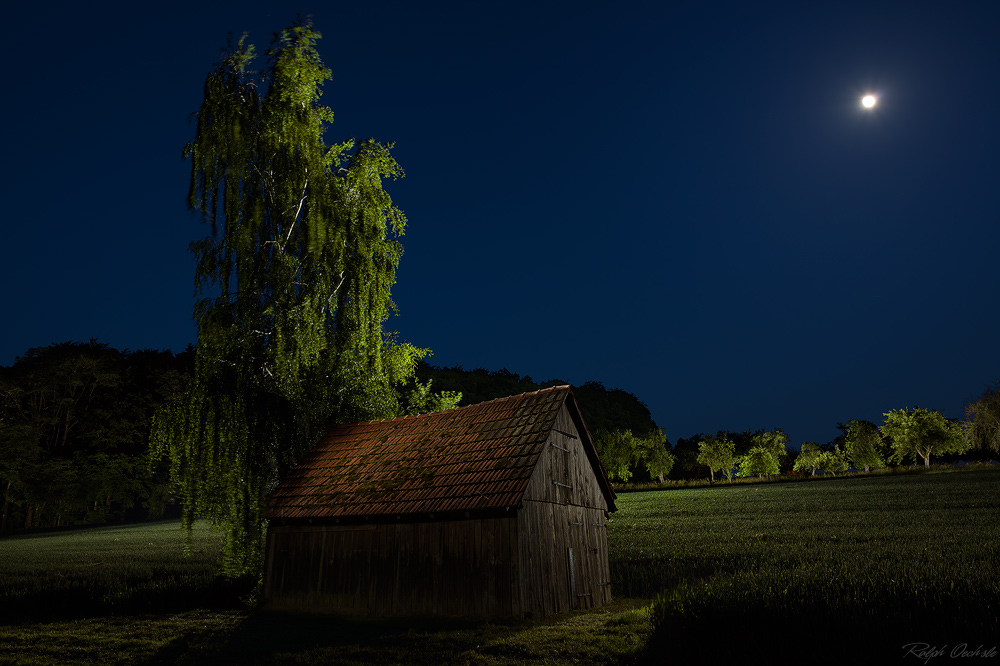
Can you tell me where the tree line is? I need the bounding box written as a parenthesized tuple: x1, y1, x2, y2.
(0, 344, 659, 533)
(617, 390, 999, 486)
(0, 341, 194, 531)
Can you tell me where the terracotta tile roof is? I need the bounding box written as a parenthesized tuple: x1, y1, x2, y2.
(267, 385, 587, 520)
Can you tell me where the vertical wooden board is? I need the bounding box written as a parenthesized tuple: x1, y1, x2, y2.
(507, 516, 521, 617)
(535, 502, 552, 616)
(518, 504, 534, 617)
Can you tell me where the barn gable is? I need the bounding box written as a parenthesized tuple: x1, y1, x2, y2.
(263, 385, 617, 618)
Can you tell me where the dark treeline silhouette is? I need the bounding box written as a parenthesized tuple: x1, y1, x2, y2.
(415, 361, 659, 435)
(0, 349, 662, 532)
(0, 341, 194, 532)
(415, 361, 664, 483)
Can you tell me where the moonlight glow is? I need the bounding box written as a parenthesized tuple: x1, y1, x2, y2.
(862, 94, 877, 108)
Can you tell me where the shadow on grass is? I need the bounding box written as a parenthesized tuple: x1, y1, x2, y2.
(143, 610, 513, 666)
(142, 601, 653, 666)
(0, 575, 255, 625)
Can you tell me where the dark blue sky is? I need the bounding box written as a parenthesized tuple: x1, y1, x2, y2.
(3, 0, 999, 448)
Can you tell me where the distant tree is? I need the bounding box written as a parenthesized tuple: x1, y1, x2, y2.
(842, 420, 885, 472)
(880, 407, 969, 468)
(737, 446, 781, 478)
(962, 382, 1000, 454)
(696, 435, 736, 482)
(818, 445, 850, 475)
(792, 442, 824, 476)
(751, 429, 790, 469)
(639, 429, 675, 483)
(594, 430, 645, 483)
(151, 22, 427, 576)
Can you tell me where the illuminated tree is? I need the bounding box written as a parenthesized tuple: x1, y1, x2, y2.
(880, 407, 968, 468)
(737, 446, 780, 478)
(818, 445, 850, 475)
(594, 430, 643, 483)
(640, 428, 675, 483)
(696, 435, 736, 482)
(751, 429, 789, 468)
(151, 21, 425, 575)
(792, 442, 824, 476)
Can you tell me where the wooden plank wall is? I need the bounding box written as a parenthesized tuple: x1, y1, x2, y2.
(516, 501, 611, 617)
(522, 405, 609, 510)
(518, 403, 612, 617)
(263, 516, 522, 617)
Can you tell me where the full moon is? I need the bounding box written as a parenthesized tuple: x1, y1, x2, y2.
(861, 95, 877, 108)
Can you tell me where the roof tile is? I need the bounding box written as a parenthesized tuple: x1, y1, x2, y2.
(267, 385, 574, 519)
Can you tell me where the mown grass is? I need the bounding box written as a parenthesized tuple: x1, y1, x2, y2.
(608, 466, 1000, 663)
(0, 520, 251, 623)
(2, 467, 998, 664)
(0, 601, 652, 666)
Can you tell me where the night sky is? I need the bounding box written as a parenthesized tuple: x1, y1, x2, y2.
(4, 1, 999, 448)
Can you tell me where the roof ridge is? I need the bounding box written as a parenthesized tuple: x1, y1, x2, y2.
(346, 384, 573, 427)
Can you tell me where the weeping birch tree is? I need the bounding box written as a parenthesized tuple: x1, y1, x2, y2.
(151, 21, 426, 576)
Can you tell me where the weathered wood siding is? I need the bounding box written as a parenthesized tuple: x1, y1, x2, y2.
(263, 516, 522, 617)
(518, 403, 612, 617)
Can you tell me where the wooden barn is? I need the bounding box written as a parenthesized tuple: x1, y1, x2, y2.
(263, 385, 617, 619)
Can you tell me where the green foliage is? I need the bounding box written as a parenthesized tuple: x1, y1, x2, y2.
(881, 406, 969, 468)
(750, 428, 789, 466)
(595, 429, 675, 484)
(695, 435, 736, 482)
(594, 430, 644, 483)
(963, 381, 1000, 453)
(736, 445, 780, 477)
(639, 429, 675, 483)
(818, 444, 850, 475)
(402, 379, 462, 415)
(842, 419, 885, 471)
(792, 441, 823, 475)
(152, 21, 425, 576)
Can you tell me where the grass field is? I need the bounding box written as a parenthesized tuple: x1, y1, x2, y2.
(610, 466, 1000, 663)
(1, 466, 998, 665)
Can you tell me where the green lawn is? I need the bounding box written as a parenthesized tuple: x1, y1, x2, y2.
(1, 466, 998, 665)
